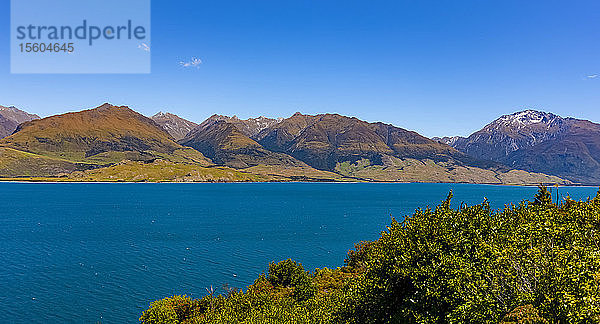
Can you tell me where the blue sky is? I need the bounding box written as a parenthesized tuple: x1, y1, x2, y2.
(0, 0, 599, 138)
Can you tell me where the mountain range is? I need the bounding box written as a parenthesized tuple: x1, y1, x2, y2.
(0, 103, 591, 184)
(434, 110, 600, 184)
(179, 117, 308, 169)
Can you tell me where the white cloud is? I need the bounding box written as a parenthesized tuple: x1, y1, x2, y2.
(138, 43, 150, 52)
(180, 57, 202, 69)
(586, 74, 598, 79)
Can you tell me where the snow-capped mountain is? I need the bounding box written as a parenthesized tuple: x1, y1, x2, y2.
(483, 110, 563, 131)
(453, 110, 570, 159)
(446, 109, 600, 184)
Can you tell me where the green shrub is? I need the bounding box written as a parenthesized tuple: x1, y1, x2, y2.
(139, 295, 204, 324)
(344, 240, 375, 271)
(142, 187, 600, 324)
(338, 189, 600, 323)
(268, 259, 317, 301)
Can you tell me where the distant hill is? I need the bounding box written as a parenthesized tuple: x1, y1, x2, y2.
(0, 105, 39, 138)
(2, 103, 188, 162)
(0, 103, 212, 177)
(179, 118, 308, 169)
(151, 112, 198, 140)
(442, 110, 600, 184)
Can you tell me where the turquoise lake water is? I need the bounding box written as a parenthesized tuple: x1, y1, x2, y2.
(0, 183, 597, 323)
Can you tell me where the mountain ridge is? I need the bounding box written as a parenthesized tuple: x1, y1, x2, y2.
(0, 103, 214, 177)
(201, 114, 283, 138)
(442, 109, 600, 184)
(186, 111, 565, 184)
(0, 104, 576, 184)
(179, 119, 309, 169)
(256, 112, 501, 171)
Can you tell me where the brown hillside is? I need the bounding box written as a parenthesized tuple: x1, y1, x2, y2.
(0, 103, 211, 167)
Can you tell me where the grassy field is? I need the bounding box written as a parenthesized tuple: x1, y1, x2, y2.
(334, 156, 569, 185)
(0, 160, 263, 182)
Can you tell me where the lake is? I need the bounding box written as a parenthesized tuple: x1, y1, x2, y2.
(0, 183, 597, 323)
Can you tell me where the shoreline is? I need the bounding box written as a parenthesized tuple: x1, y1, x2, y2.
(0, 179, 596, 187)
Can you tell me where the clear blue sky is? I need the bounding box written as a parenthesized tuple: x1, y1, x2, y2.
(0, 0, 599, 138)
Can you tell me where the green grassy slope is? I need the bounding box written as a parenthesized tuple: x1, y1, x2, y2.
(334, 156, 569, 184)
(67, 160, 262, 182)
(0, 147, 95, 177)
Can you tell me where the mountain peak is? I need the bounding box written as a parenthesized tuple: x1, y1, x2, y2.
(97, 102, 117, 110)
(206, 114, 228, 121)
(179, 116, 306, 169)
(0, 105, 40, 138)
(483, 109, 562, 132)
(152, 111, 180, 119)
(150, 111, 199, 140)
(197, 114, 283, 138)
(432, 136, 466, 146)
(0, 105, 40, 118)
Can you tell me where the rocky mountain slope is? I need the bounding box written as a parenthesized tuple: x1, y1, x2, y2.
(442, 110, 600, 184)
(256, 113, 496, 171)
(151, 112, 198, 140)
(432, 136, 467, 147)
(185, 112, 566, 184)
(200, 114, 282, 137)
(179, 119, 308, 169)
(0, 115, 18, 139)
(0, 105, 39, 138)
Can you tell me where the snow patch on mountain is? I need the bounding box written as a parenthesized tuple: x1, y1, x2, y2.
(432, 136, 466, 146)
(200, 114, 282, 137)
(484, 110, 562, 132)
(445, 109, 574, 162)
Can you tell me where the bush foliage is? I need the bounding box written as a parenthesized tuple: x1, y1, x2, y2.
(141, 186, 600, 323)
